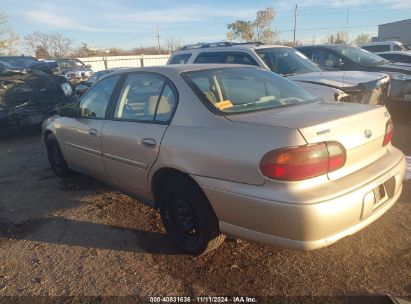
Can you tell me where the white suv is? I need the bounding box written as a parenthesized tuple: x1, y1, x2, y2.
(168, 42, 390, 105)
(360, 41, 410, 54)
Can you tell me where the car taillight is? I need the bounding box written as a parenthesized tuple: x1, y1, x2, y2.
(383, 118, 393, 146)
(260, 142, 346, 181)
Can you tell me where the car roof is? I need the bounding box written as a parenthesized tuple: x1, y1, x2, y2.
(360, 41, 404, 46)
(0, 56, 37, 60)
(298, 44, 351, 48)
(108, 64, 257, 75)
(173, 44, 292, 54)
(379, 51, 411, 55)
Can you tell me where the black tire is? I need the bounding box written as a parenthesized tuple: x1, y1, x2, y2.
(159, 176, 225, 255)
(45, 133, 71, 177)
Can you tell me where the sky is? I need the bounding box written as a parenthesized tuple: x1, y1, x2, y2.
(1, 0, 411, 51)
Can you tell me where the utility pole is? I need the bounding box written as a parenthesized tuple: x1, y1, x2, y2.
(345, 7, 350, 44)
(156, 27, 161, 54)
(293, 4, 298, 47)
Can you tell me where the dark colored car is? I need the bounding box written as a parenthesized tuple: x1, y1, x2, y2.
(52, 58, 94, 86)
(74, 67, 129, 96)
(377, 52, 411, 65)
(297, 45, 411, 120)
(0, 56, 74, 128)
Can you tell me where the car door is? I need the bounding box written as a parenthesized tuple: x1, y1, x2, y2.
(58, 75, 121, 180)
(101, 72, 177, 198)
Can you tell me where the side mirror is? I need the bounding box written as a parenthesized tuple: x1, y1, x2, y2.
(58, 104, 78, 118)
(336, 58, 345, 68)
(75, 83, 90, 97)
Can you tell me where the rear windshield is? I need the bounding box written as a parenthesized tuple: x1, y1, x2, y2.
(182, 67, 319, 114)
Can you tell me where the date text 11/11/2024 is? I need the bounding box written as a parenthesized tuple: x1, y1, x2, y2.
(149, 296, 258, 303)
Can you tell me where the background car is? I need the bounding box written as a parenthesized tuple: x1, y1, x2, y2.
(74, 67, 130, 97)
(297, 44, 411, 120)
(52, 58, 94, 86)
(0, 57, 74, 128)
(168, 42, 391, 105)
(376, 51, 411, 64)
(43, 65, 405, 255)
(360, 41, 410, 53)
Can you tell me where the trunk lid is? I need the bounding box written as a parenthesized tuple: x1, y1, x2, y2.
(226, 101, 391, 180)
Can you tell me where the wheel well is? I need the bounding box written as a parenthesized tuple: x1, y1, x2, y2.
(43, 130, 53, 143)
(151, 168, 196, 203)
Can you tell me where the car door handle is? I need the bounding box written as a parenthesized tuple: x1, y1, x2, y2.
(142, 138, 156, 149)
(88, 128, 99, 138)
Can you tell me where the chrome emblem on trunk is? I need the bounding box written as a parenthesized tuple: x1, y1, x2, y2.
(364, 129, 372, 139)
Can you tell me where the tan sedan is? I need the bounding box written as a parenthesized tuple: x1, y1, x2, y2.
(43, 65, 406, 255)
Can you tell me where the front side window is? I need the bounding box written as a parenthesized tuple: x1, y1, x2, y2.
(79, 75, 120, 118)
(308, 49, 343, 70)
(114, 73, 176, 122)
(183, 67, 319, 114)
(256, 47, 321, 75)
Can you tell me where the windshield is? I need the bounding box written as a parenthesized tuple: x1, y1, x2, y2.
(183, 67, 319, 114)
(256, 47, 321, 76)
(0, 57, 37, 69)
(56, 59, 86, 69)
(332, 46, 389, 66)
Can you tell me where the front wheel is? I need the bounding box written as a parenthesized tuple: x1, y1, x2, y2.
(45, 133, 71, 177)
(159, 176, 225, 255)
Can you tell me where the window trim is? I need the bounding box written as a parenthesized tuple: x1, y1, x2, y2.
(106, 71, 179, 125)
(77, 74, 122, 120)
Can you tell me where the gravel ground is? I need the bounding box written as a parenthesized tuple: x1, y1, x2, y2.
(0, 122, 410, 301)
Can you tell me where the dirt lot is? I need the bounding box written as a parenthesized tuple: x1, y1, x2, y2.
(0, 122, 410, 301)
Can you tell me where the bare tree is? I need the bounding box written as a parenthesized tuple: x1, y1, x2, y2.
(353, 33, 371, 45)
(24, 31, 73, 58)
(227, 7, 277, 44)
(0, 12, 19, 55)
(325, 32, 348, 44)
(50, 33, 72, 58)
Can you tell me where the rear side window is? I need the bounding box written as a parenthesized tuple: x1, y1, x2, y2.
(113, 73, 176, 123)
(169, 54, 191, 64)
(194, 52, 258, 66)
(361, 45, 390, 52)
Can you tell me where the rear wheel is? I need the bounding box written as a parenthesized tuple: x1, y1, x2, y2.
(45, 133, 71, 177)
(159, 176, 225, 255)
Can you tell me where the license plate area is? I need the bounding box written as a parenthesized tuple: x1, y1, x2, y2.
(372, 176, 396, 210)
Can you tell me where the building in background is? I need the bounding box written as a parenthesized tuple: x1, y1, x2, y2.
(372, 19, 411, 46)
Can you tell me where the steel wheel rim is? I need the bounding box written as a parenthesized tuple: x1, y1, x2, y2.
(169, 192, 200, 240)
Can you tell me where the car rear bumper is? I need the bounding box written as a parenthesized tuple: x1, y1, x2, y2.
(194, 147, 406, 250)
